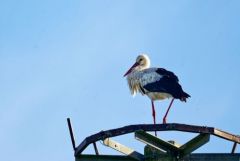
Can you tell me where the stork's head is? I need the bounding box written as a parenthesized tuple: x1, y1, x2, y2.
(124, 54, 150, 77)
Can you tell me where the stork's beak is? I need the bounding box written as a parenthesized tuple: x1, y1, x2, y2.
(123, 62, 139, 77)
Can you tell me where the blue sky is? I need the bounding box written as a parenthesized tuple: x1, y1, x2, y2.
(1, 1, 240, 161)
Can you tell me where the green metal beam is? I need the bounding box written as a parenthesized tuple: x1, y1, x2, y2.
(135, 130, 179, 153)
(179, 133, 210, 156)
(186, 153, 240, 161)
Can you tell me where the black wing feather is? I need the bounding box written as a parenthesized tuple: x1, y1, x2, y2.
(143, 68, 190, 100)
(155, 68, 179, 82)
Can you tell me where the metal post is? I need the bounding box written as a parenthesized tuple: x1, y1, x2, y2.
(67, 118, 76, 151)
(93, 142, 99, 155)
(231, 142, 237, 154)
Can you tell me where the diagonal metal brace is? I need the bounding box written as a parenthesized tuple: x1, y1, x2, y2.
(179, 133, 210, 156)
(103, 138, 144, 161)
(135, 130, 179, 154)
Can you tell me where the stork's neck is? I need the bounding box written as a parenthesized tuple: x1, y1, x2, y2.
(133, 65, 149, 72)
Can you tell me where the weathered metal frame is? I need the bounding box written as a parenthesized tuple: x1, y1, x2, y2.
(75, 154, 240, 161)
(74, 123, 240, 157)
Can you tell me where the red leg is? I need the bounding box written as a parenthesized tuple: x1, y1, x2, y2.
(163, 98, 174, 124)
(151, 100, 156, 124)
(151, 100, 157, 136)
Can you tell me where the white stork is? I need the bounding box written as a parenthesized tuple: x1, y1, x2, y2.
(124, 54, 190, 126)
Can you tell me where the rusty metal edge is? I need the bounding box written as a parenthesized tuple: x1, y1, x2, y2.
(213, 129, 240, 143)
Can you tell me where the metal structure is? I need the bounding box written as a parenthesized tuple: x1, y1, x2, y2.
(67, 118, 240, 161)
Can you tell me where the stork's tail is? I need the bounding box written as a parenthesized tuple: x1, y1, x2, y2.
(180, 91, 191, 102)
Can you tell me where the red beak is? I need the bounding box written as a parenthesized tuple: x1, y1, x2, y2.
(123, 62, 139, 77)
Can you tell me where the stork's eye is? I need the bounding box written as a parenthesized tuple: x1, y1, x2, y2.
(139, 58, 143, 61)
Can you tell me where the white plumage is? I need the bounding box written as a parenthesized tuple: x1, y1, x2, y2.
(127, 68, 163, 96)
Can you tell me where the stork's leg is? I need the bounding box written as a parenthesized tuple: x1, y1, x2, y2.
(163, 98, 174, 124)
(151, 100, 157, 136)
(151, 100, 156, 124)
